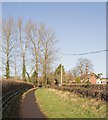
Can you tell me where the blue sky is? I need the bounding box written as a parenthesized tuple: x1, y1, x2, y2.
(2, 2, 107, 77)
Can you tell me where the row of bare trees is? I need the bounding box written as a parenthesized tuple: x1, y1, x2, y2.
(2, 17, 57, 86)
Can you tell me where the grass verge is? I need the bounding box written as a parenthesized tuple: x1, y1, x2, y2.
(35, 88, 106, 118)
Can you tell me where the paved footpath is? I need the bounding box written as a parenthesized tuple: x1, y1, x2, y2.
(19, 88, 45, 118)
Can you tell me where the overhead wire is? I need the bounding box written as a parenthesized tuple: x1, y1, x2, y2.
(63, 49, 108, 56)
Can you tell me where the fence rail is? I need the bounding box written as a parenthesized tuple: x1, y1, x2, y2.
(1, 88, 26, 111)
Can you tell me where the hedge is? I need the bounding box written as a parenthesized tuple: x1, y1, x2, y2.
(49, 84, 108, 102)
(2, 79, 34, 96)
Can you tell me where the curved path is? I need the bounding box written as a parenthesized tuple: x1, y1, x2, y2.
(19, 88, 45, 118)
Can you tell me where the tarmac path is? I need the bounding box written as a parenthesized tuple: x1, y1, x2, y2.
(19, 88, 45, 118)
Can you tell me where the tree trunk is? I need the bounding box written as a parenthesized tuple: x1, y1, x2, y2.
(22, 56, 26, 81)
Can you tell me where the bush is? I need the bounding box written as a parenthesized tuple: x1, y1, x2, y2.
(75, 77, 81, 83)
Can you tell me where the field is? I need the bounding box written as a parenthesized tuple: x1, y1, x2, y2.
(35, 88, 106, 118)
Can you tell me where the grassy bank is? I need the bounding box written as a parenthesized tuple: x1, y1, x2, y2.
(35, 88, 106, 118)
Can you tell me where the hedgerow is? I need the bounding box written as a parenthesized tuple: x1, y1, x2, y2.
(49, 84, 108, 102)
(2, 79, 34, 96)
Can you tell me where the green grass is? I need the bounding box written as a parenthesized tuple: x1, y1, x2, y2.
(35, 88, 106, 118)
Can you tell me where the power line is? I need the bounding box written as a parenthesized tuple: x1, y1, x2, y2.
(63, 49, 108, 56)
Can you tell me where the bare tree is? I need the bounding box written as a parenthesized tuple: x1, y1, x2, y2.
(25, 20, 40, 85)
(13, 45, 18, 79)
(18, 18, 29, 81)
(0, 18, 2, 77)
(38, 23, 57, 85)
(2, 17, 15, 79)
(12, 23, 19, 79)
(24, 22, 58, 86)
(72, 67, 78, 78)
(76, 58, 93, 76)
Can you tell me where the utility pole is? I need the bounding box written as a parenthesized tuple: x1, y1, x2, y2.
(60, 53, 63, 86)
(60, 64, 62, 86)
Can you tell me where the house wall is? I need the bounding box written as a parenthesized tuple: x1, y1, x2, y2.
(96, 78, 108, 84)
(101, 80, 106, 84)
(96, 79, 102, 84)
(89, 76, 96, 84)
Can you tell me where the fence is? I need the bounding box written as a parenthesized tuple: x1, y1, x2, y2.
(1, 79, 34, 118)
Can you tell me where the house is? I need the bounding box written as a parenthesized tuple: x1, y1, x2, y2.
(80, 73, 98, 84)
(96, 78, 108, 84)
(89, 73, 108, 84)
(89, 73, 98, 84)
(80, 73, 108, 84)
(80, 73, 104, 84)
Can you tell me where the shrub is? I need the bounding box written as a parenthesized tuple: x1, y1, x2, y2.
(75, 77, 81, 83)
